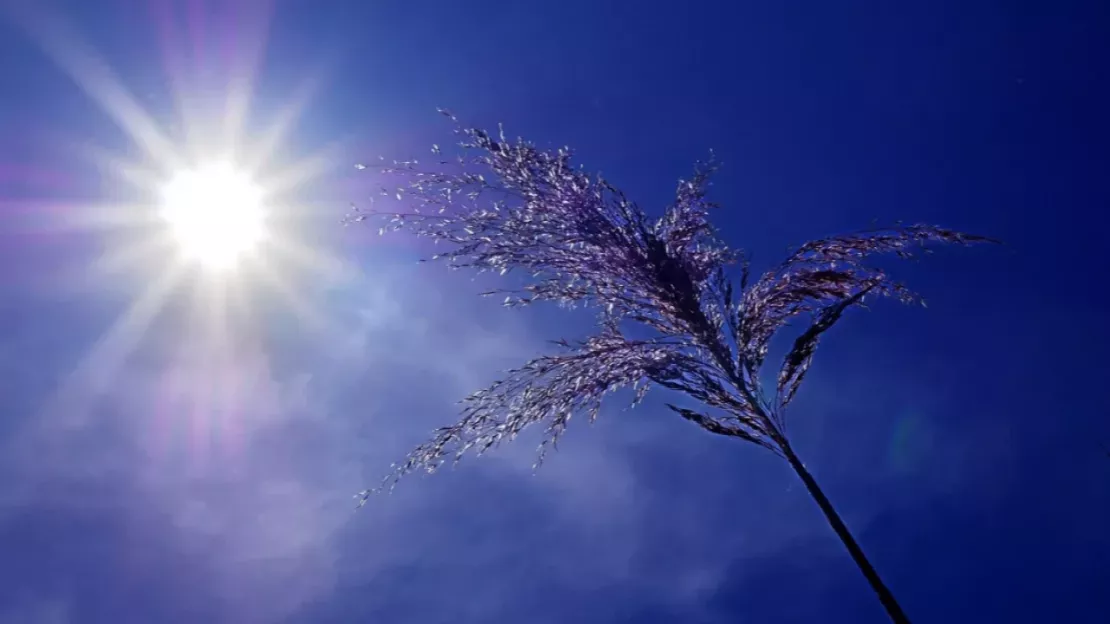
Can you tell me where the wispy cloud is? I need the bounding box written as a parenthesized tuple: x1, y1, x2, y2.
(1, 255, 961, 622)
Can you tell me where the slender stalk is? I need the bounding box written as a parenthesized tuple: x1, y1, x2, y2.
(779, 441, 911, 624)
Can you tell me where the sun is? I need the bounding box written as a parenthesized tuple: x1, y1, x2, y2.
(159, 161, 266, 270)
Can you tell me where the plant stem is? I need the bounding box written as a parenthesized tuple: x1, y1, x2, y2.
(779, 441, 911, 624)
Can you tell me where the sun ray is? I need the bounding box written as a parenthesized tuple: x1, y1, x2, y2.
(45, 264, 185, 427)
(249, 264, 331, 334)
(2, 199, 156, 237)
(241, 73, 327, 174)
(231, 233, 362, 344)
(265, 234, 355, 284)
(259, 140, 351, 198)
(147, 0, 215, 157)
(8, 3, 182, 170)
(89, 233, 175, 278)
(74, 141, 166, 195)
(218, 2, 276, 148)
(60, 202, 160, 232)
(168, 274, 235, 464)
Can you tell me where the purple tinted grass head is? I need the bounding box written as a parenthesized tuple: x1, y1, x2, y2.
(347, 112, 996, 505)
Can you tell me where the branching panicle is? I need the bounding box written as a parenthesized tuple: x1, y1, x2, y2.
(350, 115, 994, 505)
(362, 330, 678, 501)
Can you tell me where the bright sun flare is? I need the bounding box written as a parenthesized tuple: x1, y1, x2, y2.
(160, 162, 266, 270)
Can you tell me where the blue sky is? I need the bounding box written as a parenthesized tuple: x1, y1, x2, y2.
(1, 0, 1109, 622)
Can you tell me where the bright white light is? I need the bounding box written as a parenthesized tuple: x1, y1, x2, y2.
(160, 162, 265, 270)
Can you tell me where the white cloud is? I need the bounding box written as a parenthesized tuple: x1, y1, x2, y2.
(1, 256, 933, 622)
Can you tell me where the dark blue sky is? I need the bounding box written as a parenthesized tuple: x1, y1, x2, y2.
(2, 1, 1109, 622)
